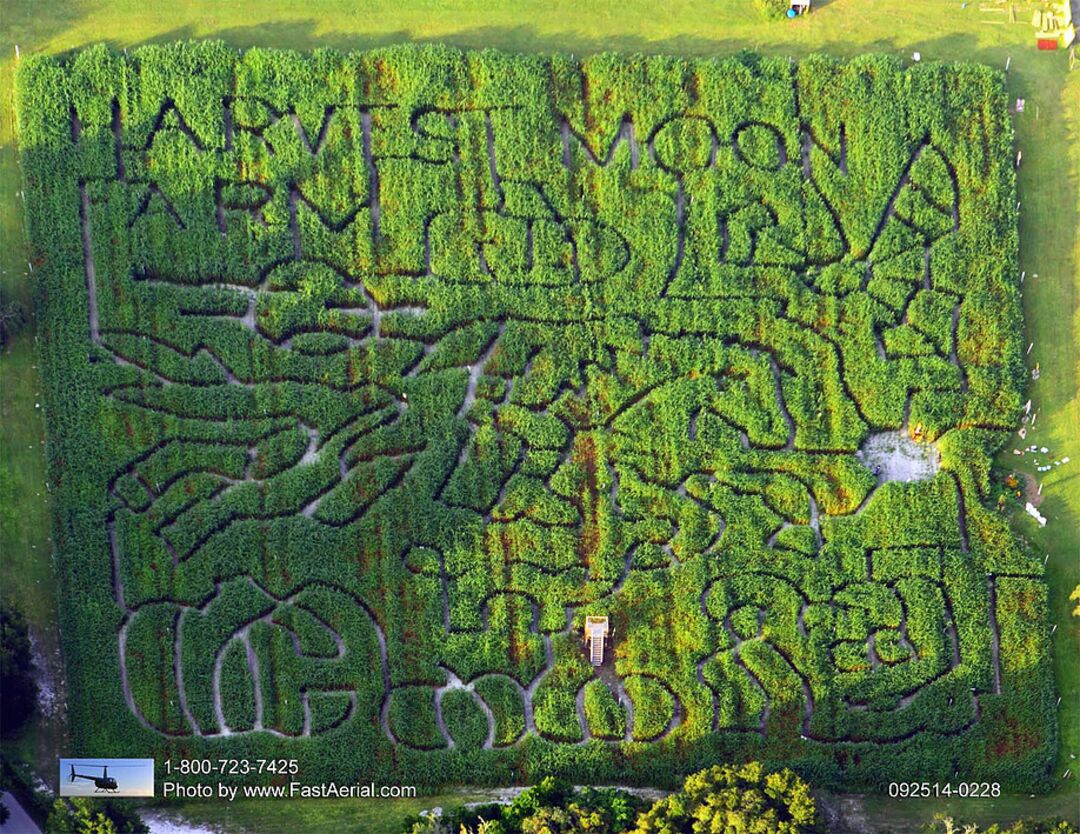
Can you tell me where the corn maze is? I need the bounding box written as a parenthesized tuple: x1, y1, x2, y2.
(16, 43, 1056, 790)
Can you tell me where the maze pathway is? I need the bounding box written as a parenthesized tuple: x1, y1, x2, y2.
(17, 43, 1055, 789)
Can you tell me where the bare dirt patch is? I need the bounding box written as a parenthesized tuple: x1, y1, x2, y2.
(857, 431, 939, 483)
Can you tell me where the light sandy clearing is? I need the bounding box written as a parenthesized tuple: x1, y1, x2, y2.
(857, 431, 938, 483)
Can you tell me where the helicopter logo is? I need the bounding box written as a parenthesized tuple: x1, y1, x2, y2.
(60, 759, 155, 797)
(70, 764, 119, 793)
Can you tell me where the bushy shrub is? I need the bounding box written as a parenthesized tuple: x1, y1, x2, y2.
(632, 763, 815, 833)
(0, 605, 36, 738)
(754, 0, 791, 19)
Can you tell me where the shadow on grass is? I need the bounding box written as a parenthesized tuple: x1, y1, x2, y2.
(3, 0, 92, 54)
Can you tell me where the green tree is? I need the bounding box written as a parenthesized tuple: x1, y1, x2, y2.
(45, 799, 148, 834)
(631, 763, 816, 834)
(0, 603, 37, 737)
(406, 781, 646, 834)
(501, 778, 575, 832)
(47, 799, 117, 834)
(521, 801, 619, 833)
(99, 801, 149, 834)
(463, 822, 504, 834)
(925, 816, 1078, 834)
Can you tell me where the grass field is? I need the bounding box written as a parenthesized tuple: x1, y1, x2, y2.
(147, 792, 488, 834)
(848, 790, 1080, 834)
(1, 1, 1076, 831)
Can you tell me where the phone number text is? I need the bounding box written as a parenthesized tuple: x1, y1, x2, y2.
(162, 759, 299, 777)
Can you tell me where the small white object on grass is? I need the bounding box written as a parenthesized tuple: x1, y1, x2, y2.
(1027, 342, 1034, 354)
(1041, 446, 1049, 453)
(913, 51, 921, 61)
(1025, 502, 1047, 526)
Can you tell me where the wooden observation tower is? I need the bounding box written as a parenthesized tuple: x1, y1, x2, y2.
(585, 616, 610, 666)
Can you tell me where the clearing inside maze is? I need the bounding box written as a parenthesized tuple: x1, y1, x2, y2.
(15, 42, 1056, 790)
